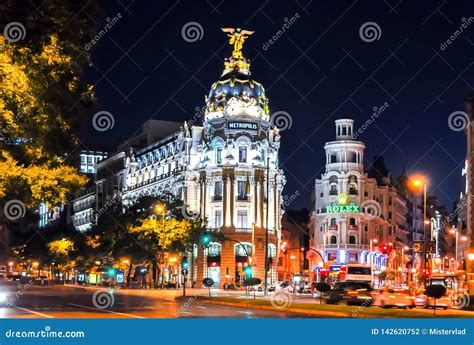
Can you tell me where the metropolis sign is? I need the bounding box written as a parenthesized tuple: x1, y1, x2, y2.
(227, 121, 259, 131)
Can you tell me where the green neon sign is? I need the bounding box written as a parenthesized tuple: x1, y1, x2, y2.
(326, 204, 360, 213)
(325, 194, 359, 213)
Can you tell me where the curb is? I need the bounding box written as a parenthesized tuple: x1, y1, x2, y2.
(195, 298, 360, 318)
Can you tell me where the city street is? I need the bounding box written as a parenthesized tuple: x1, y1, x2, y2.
(1, 284, 472, 318)
(0, 285, 312, 318)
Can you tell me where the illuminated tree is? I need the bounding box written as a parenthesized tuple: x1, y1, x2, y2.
(0, 1, 99, 208)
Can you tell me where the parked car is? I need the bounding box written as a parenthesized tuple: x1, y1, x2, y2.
(274, 281, 294, 293)
(373, 288, 415, 308)
(0, 289, 8, 307)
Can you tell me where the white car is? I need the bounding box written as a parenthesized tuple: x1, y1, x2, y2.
(373, 288, 415, 308)
(274, 282, 294, 293)
(415, 294, 451, 309)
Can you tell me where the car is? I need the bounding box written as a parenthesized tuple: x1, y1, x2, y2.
(327, 282, 373, 305)
(373, 288, 415, 308)
(274, 281, 294, 293)
(0, 290, 8, 307)
(415, 294, 451, 309)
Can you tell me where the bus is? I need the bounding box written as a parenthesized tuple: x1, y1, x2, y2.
(344, 264, 372, 283)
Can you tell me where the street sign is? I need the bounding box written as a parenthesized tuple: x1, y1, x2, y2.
(181, 269, 188, 276)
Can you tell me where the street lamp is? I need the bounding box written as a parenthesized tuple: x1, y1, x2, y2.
(449, 227, 467, 270)
(409, 175, 429, 284)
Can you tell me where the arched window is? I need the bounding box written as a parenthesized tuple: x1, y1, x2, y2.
(330, 235, 337, 244)
(330, 218, 337, 227)
(329, 176, 338, 195)
(348, 175, 358, 195)
(206, 243, 221, 257)
(349, 217, 356, 226)
(348, 235, 356, 244)
(268, 244, 277, 258)
(234, 243, 252, 257)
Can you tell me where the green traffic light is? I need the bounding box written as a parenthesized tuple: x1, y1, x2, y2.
(182, 262, 189, 269)
(202, 235, 210, 244)
(108, 268, 116, 277)
(244, 266, 252, 276)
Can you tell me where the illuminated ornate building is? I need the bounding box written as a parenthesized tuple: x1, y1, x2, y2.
(71, 29, 285, 287)
(308, 119, 408, 281)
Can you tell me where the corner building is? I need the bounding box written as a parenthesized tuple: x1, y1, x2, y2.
(308, 119, 408, 282)
(72, 39, 286, 287)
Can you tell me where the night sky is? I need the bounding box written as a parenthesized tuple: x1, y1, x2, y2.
(80, 0, 474, 211)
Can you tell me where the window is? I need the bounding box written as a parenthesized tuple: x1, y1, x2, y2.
(207, 243, 221, 257)
(214, 210, 222, 228)
(215, 147, 222, 164)
(388, 211, 392, 220)
(236, 210, 248, 229)
(320, 192, 324, 197)
(349, 218, 356, 226)
(330, 218, 337, 227)
(330, 184, 338, 195)
(237, 181, 247, 200)
(214, 181, 223, 200)
(349, 235, 356, 244)
(348, 175, 358, 195)
(234, 243, 252, 256)
(238, 146, 247, 163)
(330, 235, 337, 244)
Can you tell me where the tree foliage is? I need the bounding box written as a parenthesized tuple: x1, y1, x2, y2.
(0, 1, 100, 207)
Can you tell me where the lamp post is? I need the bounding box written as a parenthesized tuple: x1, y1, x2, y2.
(153, 202, 167, 288)
(449, 227, 468, 270)
(409, 175, 429, 285)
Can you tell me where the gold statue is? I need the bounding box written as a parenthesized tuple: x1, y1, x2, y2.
(221, 28, 255, 59)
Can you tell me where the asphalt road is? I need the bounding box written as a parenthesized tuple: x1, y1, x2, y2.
(0, 285, 312, 318)
(1, 284, 472, 318)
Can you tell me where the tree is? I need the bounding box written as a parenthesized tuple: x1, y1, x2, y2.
(0, 1, 100, 208)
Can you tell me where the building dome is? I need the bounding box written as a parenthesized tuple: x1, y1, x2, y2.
(205, 56, 269, 121)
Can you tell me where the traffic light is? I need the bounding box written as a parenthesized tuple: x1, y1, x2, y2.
(202, 234, 210, 245)
(182, 256, 189, 269)
(107, 268, 116, 277)
(244, 266, 252, 277)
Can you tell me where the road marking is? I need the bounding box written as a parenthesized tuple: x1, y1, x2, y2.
(195, 306, 207, 309)
(68, 303, 146, 319)
(14, 307, 54, 318)
(179, 311, 194, 315)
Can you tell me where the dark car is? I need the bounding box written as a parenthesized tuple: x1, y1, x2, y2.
(327, 282, 373, 305)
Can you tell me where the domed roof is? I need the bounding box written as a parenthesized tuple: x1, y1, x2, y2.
(205, 57, 269, 121)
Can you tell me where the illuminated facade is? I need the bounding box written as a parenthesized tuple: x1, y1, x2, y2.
(308, 119, 408, 281)
(71, 30, 286, 287)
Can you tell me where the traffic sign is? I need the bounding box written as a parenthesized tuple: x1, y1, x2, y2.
(181, 269, 188, 276)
